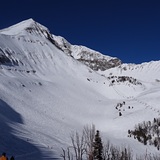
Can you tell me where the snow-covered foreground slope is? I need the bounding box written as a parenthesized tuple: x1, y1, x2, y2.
(0, 19, 160, 159)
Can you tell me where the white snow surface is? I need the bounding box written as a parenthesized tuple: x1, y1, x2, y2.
(0, 18, 48, 36)
(0, 19, 160, 159)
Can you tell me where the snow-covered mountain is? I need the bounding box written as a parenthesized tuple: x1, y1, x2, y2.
(0, 19, 160, 160)
(52, 35, 121, 71)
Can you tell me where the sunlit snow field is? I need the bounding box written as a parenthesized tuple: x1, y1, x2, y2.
(0, 19, 160, 159)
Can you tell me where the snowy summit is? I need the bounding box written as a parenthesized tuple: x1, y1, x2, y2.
(0, 19, 160, 160)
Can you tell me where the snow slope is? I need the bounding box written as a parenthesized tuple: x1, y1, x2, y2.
(0, 19, 160, 159)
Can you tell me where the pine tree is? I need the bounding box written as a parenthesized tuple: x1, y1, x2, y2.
(93, 130, 103, 160)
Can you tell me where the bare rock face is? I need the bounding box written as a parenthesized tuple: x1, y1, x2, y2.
(0, 48, 18, 66)
(76, 51, 122, 71)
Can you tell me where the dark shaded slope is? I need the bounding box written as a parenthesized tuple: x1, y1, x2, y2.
(0, 99, 59, 160)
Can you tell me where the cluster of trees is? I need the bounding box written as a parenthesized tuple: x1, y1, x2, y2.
(115, 101, 126, 117)
(60, 125, 160, 160)
(108, 76, 142, 86)
(128, 118, 160, 150)
(60, 125, 100, 160)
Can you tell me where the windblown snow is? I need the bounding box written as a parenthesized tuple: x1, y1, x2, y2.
(0, 19, 160, 159)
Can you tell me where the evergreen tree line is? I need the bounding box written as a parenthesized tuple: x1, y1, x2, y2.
(60, 124, 160, 160)
(128, 117, 160, 150)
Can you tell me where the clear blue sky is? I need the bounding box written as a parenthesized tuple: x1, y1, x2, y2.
(0, 0, 160, 64)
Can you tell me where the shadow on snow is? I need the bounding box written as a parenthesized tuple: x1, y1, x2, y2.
(0, 99, 60, 160)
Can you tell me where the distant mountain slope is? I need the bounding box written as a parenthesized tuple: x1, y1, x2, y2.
(0, 19, 160, 160)
(101, 61, 160, 82)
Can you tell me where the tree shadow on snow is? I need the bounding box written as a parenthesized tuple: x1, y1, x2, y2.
(0, 99, 60, 160)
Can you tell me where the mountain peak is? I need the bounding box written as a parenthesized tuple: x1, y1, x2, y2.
(0, 19, 122, 71)
(0, 18, 48, 35)
(19, 18, 35, 25)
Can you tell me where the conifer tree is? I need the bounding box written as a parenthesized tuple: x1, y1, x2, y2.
(93, 130, 103, 160)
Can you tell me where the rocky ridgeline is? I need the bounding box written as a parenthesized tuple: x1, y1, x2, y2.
(77, 52, 121, 71)
(52, 36, 122, 71)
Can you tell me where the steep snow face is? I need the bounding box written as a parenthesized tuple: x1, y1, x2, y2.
(0, 20, 74, 77)
(0, 19, 160, 160)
